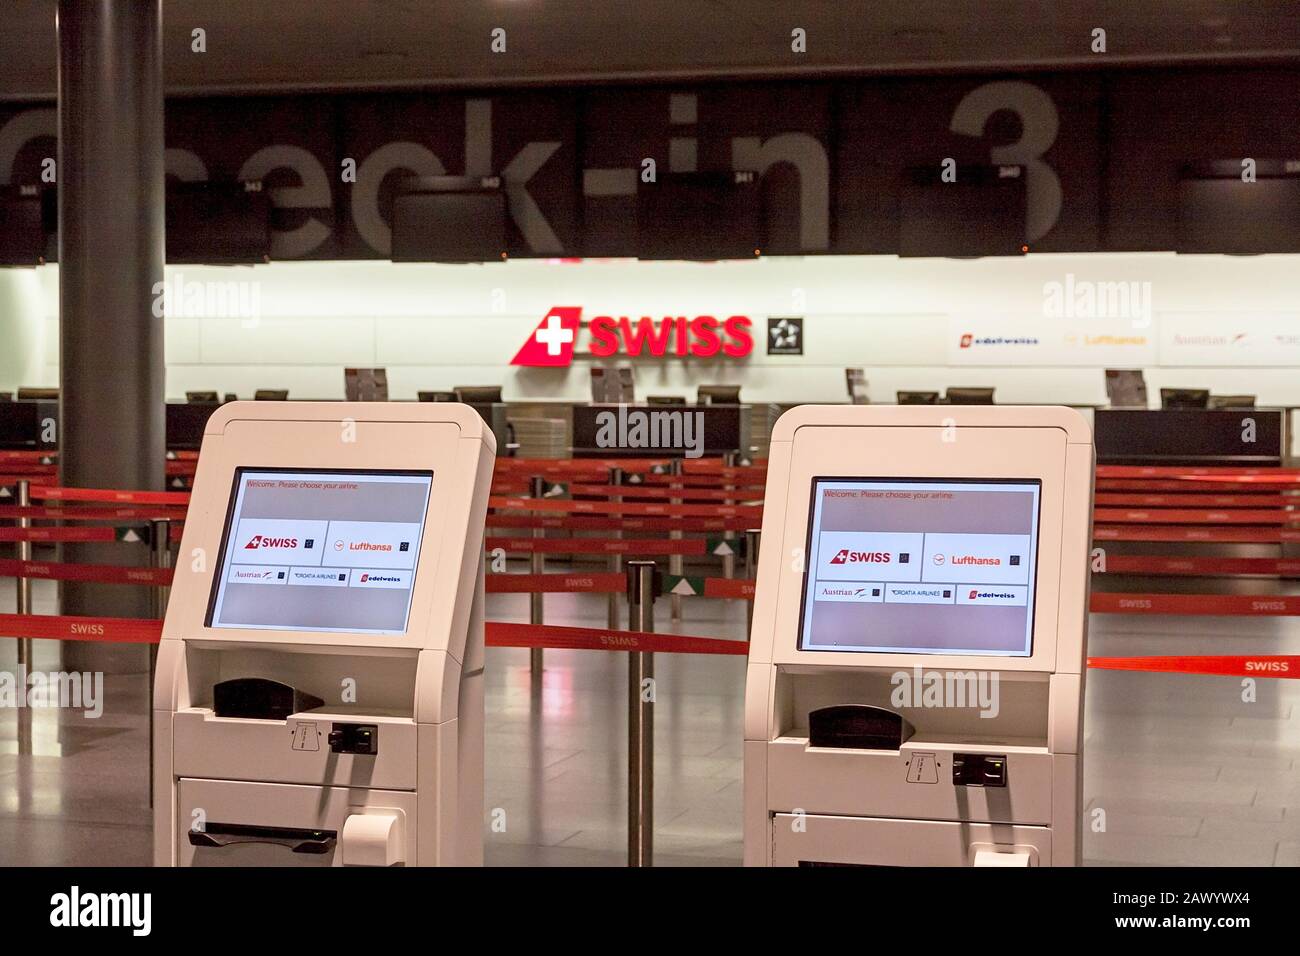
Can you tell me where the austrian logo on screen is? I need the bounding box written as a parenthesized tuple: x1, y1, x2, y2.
(828, 549, 892, 565)
(510, 306, 754, 367)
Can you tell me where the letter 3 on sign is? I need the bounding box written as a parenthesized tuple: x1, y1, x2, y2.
(949, 81, 1062, 242)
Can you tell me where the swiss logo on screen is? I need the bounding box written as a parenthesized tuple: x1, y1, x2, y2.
(510, 306, 754, 367)
(829, 549, 891, 565)
(244, 535, 298, 550)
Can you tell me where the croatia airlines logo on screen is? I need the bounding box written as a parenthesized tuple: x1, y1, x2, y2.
(510, 306, 754, 367)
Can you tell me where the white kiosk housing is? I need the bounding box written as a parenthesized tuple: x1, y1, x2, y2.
(153, 402, 495, 866)
(744, 406, 1093, 866)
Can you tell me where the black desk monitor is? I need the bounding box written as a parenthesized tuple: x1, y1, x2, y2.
(698, 385, 741, 405)
(1160, 388, 1210, 410)
(418, 391, 457, 403)
(186, 391, 220, 403)
(454, 386, 503, 404)
(167, 401, 221, 451)
(1208, 395, 1256, 409)
(16, 387, 58, 401)
(254, 389, 289, 401)
(647, 395, 687, 405)
(946, 388, 996, 405)
(896, 391, 940, 405)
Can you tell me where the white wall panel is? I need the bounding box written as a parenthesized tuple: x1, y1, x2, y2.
(18, 253, 1300, 407)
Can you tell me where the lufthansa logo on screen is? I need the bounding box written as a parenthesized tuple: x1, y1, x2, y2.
(828, 549, 891, 565)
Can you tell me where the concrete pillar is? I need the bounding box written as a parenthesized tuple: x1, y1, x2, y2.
(57, 0, 165, 671)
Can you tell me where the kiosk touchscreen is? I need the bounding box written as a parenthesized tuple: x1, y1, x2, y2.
(744, 406, 1093, 866)
(153, 402, 495, 866)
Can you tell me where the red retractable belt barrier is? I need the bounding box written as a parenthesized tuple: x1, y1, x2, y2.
(1094, 493, 1288, 507)
(1095, 465, 1300, 478)
(490, 494, 761, 519)
(0, 613, 162, 644)
(1093, 507, 1292, 525)
(486, 513, 757, 533)
(486, 621, 749, 656)
(1096, 478, 1300, 492)
(30, 485, 191, 506)
(0, 451, 56, 462)
(566, 482, 761, 502)
(0, 463, 57, 475)
(485, 572, 625, 594)
(495, 458, 672, 476)
(700, 578, 755, 599)
(0, 559, 173, 586)
(487, 536, 707, 556)
(1088, 655, 1300, 678)
(0, 505, 188, 522)
(0, 526, 121, 543)
(1090, 592, 1300, 615)
(634, 474, 766, 490)
(1093, 525, 1300, 543)
(1175, 474, 1300, 486)
(1100, 555, 1300, 576)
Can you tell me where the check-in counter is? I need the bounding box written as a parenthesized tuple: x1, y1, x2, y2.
(570, 403, 752, 460)
(1093, 408, 1289, 467)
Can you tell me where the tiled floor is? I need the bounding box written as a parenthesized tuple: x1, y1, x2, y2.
(2, 573, 1299, 866)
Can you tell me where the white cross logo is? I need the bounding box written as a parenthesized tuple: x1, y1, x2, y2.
(535, 313, 575, 355)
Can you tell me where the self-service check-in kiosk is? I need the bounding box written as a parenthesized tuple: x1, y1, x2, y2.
(744, 406, 1093, 866)
(153, 402, 495, 866)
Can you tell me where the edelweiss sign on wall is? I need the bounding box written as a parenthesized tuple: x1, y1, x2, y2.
(510, 306, 754, 367)
(948, 314, 1155, 366)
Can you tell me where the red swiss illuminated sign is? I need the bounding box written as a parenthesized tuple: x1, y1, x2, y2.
(510, 306, 754, 367)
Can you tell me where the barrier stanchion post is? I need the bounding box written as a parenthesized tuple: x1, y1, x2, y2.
(607, 467, 624, 629)
(745, 528, 761, 635)
(149, 518, 172, 809)
(626, 560, 657, 867)
(721, 452, 737, 579)
(16, 479, 33, 755)
(528, 476, 546, 677)
(668, 458, 683, 622)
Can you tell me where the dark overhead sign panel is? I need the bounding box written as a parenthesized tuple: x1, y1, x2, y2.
(1, 68, 1297, 260)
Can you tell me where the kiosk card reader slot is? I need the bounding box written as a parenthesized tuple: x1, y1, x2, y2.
(808, 704, 913, 750)
(744, 405, 1092, 867)
(154, 402, 495, 867)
